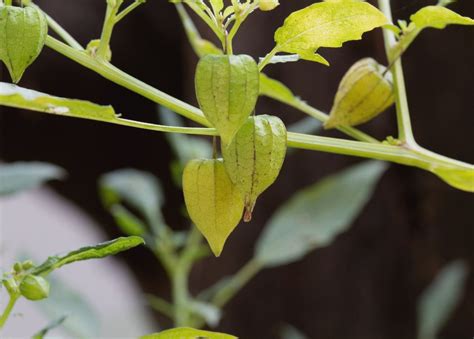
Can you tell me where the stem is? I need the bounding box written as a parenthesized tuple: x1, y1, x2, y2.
(147, 295, 175, 319)
(15, 36, 462, 181)
(185, 2, 225, 48)
(378, 0, 416, 145)
(115, 0, 144, 24)
(258, 46, 279, 71)
(97, 0, 123, 60)
(0, 293, 19, 330)
(45, 36, 209, 126)
(29, 2, 83, 50)
(171, 264, 190, 326)
(211, 259, 262, 308)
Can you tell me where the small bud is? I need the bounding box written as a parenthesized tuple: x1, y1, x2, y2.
(259, 0, 279, 11)
(22, 260, 34, 270)
(19, 275, 50, 301)
(13, 262, 23, 273)
(4, 278, 20, 295)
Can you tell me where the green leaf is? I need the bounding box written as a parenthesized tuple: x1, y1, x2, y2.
(0, 162, 65, 196)
(0, 6, 48, 83)
(273, 1, 388, 64)
(209, 0, 224, 14)
(255, 161, 387, 267)
(431, 166, 474, 193)
(417, 261, 469, 339)
(99, 169, 165, 224)
(195, 54, 260, 145)
(222, 115, 287, 221)
(183, 159, 244, 256)
(141, 327, 237, 339)
(0, 82, 117, 120)
(32, 315, 67, 339)
(109, 204, 147, 236)
(31, 236, 145, 276)
(411, 6, 474, 30)
(259, 73, 296, 104)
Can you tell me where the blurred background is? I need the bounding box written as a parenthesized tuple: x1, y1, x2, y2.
(1, 0, 473, 338)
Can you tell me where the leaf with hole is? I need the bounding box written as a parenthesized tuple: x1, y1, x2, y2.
(222, 115, 287, 221)
(183, 159, 244, 256)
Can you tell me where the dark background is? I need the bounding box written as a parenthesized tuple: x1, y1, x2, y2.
(1, 1, 473, 338)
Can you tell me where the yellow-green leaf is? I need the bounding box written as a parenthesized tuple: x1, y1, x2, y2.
(431, 166, 474, 193)
(223, 115, 287, 221)
(0, 5, 48, 83)
(141, 327, 237, 339)
(259, 73, 295, 103)
(183, 159, 244, 256)
(195, 54, 259, 144)
(273, 1, 388, 65)
(325, 58, 394, 129)
(411, 6, 474, 30)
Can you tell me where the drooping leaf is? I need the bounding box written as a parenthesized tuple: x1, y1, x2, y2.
(195, 54, 259, 144)
(222, 115, 287, 221)
(273, 2, 388, 65)
(32, 315, 67, 339)
(417, 261, 469, 339)
(183, 159, 244, 256)
(255, 161, 387, 267)
(31, 236, 145, 276)
(0, 6, 48, 83)
(99, 169, 165, 224)
(259, 73, 296, 104)
(411, 6, 474, 30)
(325, 58, 394, 129)
(0, 162, 65, 196)
(0, 82, 117, 120)
(141, 327, 237, 339)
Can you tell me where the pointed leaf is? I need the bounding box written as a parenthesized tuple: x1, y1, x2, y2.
(255, 161, 387, 267)
(417, 261, 469, 339)
(222, 115, 287, 221)
(274, 2, 388, 64)
(411, 6, 474, 30)
(431, 166, 474, 193)
(0, 162, 65, 196)
(183, 159, 244, 256)
(195, 54, 259, 144)
(31, 236, 145, 276)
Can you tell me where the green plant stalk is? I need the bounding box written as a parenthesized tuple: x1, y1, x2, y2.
(378, 0, 416, 145)
(115, 0, 144, 24)
(97, 0, 123, 60)
(0, 293, 19, 330)
(185, 2, 225, 48)
(0, 36, 451, 180)
(212, 259, 262, 308)
(258, 46, 279, 71)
